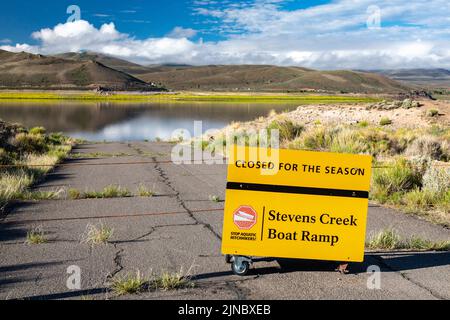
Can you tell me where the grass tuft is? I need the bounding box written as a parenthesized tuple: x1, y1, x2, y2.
(152, 270, 193, 291)
(367, 229, 450, 251)
(69, 185, 132, 199)
(26, 226, 47, 245)
(82, 223, 113, 245)
(427, 109, 439, 117)
(67, 188, 82, 200)
(110, 271, 147, 296)
(379, 117, 392, 126)
(109, 268, 194, 296)
(209, 195, 220, 202)
(18, 189, 64, 201)
(137, 184, 155, 197)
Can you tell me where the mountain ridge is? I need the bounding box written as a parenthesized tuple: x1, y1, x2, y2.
(0, 50, 160, 91)
(0, 49, 418, 93)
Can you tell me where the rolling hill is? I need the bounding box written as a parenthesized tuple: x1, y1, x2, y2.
(0, 50, 160, 91)
(55, 51, 152, 75)
(0, 49, 413, 93)
(373, 69, 450, 88)
(49, 52, 411, 93)
(136, 65, 411, 93)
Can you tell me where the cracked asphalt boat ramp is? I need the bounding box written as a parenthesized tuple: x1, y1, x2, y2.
(0, 142, 449, 300)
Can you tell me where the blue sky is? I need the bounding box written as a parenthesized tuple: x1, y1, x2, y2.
(1, 0, 331, 42)
(1, 0, 450, 69)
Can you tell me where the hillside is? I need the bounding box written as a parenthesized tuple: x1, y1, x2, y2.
(373, 69, 450, 88)
(0, 50, 160, 91)
(55, 51, 152, 75)
(0, 49, 413, 93)
(136, 65, 411, 93)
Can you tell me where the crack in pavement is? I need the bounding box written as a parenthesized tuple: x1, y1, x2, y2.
(371, 254, 446, 300)
(224, 281, 252, 300)
(149, 154, 222, 240)
(116, 144, 250, 298)
(106, 245, 124, 281)
(131, 223, 199, 242)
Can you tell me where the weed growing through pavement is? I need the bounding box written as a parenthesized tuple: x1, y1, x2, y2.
(152, 270, 194, 291)
(68, 185, 132, 199)
(109, 267, 195, 296)
(209, 195, 220, 203)
(366, 229, 450, 251)
(137, 184, 155, 197)
(82, 223, 114, 245)
(26, 226, 47, 245)
(110, 271, 147, 296)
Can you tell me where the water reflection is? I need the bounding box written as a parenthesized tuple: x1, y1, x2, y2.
(0, 101, 299, 141)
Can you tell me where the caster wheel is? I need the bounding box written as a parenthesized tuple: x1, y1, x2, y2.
(231, 259, 250, 276)
(225, 254, 232, 264)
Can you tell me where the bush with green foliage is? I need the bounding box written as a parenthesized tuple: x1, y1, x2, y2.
(0, 148, 12, 165)
(371, 158, 422, 201)
(405, 136, 446, 161)
(267, 119, 304, 142)
(427, 109, 439, 117)
(29, 127, 46, 135)
(422, 165, 450, 194)
(379, 117, 392, 126)
(13, 132, 48, 154)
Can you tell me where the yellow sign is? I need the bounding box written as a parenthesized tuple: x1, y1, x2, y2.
(221, 146, 372, 262)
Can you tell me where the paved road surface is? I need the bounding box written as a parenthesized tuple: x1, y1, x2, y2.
(0, 142, 449, 300)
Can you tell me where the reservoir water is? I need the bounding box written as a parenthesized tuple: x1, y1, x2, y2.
(0, 101, 300, 141)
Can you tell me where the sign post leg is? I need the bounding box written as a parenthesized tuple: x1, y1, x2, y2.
(335, 263, 349, 274)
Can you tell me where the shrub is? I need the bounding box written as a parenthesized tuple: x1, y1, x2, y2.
(358, 121, 369, 128)
(427, 109, 439, 117)
(422, 165, 450, 194)
(405, 136, 445, 161)
(402, 188, 438, 212)
(267, 119, 303, 142)
(48, 132, 65, 145)
(0, 148, 12, 165)
(293, 126, 334, 151)
(379, 117, 392, 126)
(329, 129, 368, 154)
(29, 127, 46, 135)
(372, 158, 422, 198)
(13, 132, 48, 154)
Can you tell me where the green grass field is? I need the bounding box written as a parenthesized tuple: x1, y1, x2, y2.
(0, 92, 381, 104)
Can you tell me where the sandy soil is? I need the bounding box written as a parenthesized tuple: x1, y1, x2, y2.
(285, 100, 449, 129)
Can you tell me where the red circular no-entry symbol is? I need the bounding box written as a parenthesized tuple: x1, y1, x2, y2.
(233, 206, 257, 230)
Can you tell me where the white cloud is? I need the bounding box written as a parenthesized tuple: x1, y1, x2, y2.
(167, 27, 198, 39)
(2, 0, 450, 69)
(0, 43, 39, 53)
(92, 13, 112, 18)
